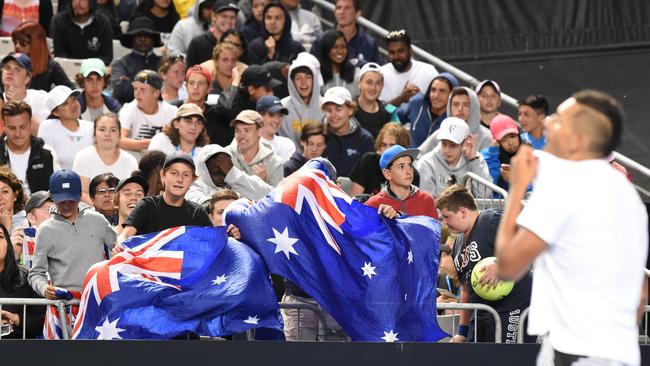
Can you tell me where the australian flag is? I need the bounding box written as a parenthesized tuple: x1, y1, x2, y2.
(225, 159, 448, 342)
(71, 226, 283, 339)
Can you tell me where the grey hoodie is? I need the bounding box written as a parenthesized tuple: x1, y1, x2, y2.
(28, 204, 117, 296)
(186, 144, 274, 203)
(417, 86, 492, 155)
(280, 57, 324, 146)
(416, 146, 492, 198)
(226, 139, 284, 186)
(167, 0, 211, 56)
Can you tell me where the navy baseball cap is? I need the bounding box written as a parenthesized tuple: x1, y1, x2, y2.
(256, 95, 288, 115)
(163, 152, 196, 171)
(2, 53, 32, 74)
(379, 145, 419, 170)
(49, 170, 82, 203)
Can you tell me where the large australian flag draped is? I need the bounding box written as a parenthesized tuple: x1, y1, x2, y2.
(71, 226, 283, 339)
(225, 159, 447, 342)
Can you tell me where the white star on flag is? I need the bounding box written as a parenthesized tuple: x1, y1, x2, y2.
(95, 318, 126, 340)
(361, 262, 377, 279)
(212, 274, 228, 285)
(244, 315, 260, 325)
(381, 329, 399, 342)
(267, 227, 299, 259)
(407, 250, 413, 264)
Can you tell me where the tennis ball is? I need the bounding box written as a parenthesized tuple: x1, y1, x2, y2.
(471, 257, 514, 301)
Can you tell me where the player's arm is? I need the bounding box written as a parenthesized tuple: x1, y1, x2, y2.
(450, 283, 471, 343)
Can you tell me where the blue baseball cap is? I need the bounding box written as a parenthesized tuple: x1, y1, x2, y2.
(2, 52, 32, 74)
(49, 170, 82, 203)
(256, 95, 288, 115)
(379, 145, 419, 170)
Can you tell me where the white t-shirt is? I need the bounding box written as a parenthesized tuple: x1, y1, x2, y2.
(516, 150, 647, 365)
(261, 135, 296, 163)
(37, 119, 94, 170)
(148, 132, 202, 158)
(379, 60, 438, 102)
(72, 146, 139, 180)
(7, 148, 30, 193)
(119, 101, 178, 141)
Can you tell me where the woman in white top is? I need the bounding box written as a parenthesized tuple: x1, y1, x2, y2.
(73, 113, 138, 203)
(148, 103, 209, 158)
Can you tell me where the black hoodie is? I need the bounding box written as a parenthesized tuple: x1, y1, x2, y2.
(247, 2, 304, 65)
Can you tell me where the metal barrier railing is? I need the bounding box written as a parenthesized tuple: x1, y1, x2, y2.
(462, 172, 508, 205)
(516, 307, 530, 344)
(0, 298, 79, 340)
(613, 151, 650, 198)
(437, 302, 502, 343)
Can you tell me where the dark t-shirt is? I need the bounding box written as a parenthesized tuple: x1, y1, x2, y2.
(452, 209, 532, 313)
(124, 195, 212, 235)
(354, 103, 392, 138)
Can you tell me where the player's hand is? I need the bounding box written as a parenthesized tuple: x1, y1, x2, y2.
(450, 334, 466, 343)
(509, 145, 538, 190)
(478, 262, 499, 289)
(377, 204, 398, 219)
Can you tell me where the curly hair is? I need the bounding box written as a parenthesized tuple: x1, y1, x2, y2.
(374, 123, 410, 151)
(162, 117, 210, 147)
(0, 167, 25, 213)
(74, 72, 111, 90)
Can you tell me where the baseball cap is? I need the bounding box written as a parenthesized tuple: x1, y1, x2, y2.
(175, 103, 206, 123)
(241, 65, 282, 88)
(185, 64, 212, 84)
(490, 114, 519, 141)
(379, 145, 419, 170)
(256, 95, 288, 115)
(229, 109, 263, 127)
(321, 87, 352, 107)
(1, 53, 32, 74)
(80, 58, 107, 78)
(47, 85, 81, 113)
(359, 62, 383, 79)
(475, 79, 501, 95)
(24, 190, 52, 213)
(133, 69, 163, 90)
(437, 117, 470, 144)
(49, 170, 82, 203)
(163, 152, 196, 171)
(213, 0, 239, 13)
(435, 72, 459, 89)
(116, 174, 149, 194)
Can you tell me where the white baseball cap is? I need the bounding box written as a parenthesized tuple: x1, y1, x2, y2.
(321, 87, 352, 107)
(359, 62, 383, 79)
(47, 85, 80, 113)
(437, 117, 470, 145)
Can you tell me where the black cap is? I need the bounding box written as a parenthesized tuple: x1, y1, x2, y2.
(213, 0, 239, 13)
(24, 190, 52, 213)
(163, 152, 196, 171)
(241, 65, 282, 89)
(133, 69, 164, 90)
(116, 174, 149, 194)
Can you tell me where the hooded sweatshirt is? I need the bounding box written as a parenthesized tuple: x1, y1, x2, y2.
(417, 87, 492, 155)
(167, 0, 212, 56)
(247, 2, 305, 65)
(416, 145, 492, 198)
(226, 139, 284, 186)
(28, 204, 117, 296)
(398, 77, 448, 148)
(280, 58, 324, 146)
(323, 117, 374, 178)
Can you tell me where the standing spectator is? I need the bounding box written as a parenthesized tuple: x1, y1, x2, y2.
(88, 172, 119, 225)
(119, 70, 179, 157)
(365, 145, 437, 218)
(131, 0, 180, 43)
(354, 62, 400, 138)
(321, 86, 373, 177)
(138, 150, 165, 196)
(75, 58, 121, 122)
(255, 95, 294, 162)
(317, 29, 360, 97)
(280, 0, 321, 51)
(480, 114, 521, 191)
(186, 0, 238, 67)
(11, 21, 72, 92)
(49, 0, 113, 65)
(38, 85, 94, 170)
(113, 174, 147, 235)
(167, 0, 215, 56)
(475, 79, 502, 128)
(247, 1, 304, 65)
(111, 17, 163, 105)
(159, 54, 188, 103)
(0, 101, 58, 195)
(240, 0, 266, 44)
(379, 29, 437, 106)
(283, 120, 325, 176)
(1, 53, 49, 123)
(518, 94, 548, 150)
(0, 0, 52, 37)
(148, 103, 209, 157)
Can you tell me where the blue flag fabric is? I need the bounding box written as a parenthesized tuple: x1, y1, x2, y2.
(71, 226, 283, 339)
(225, 160, 448, 342)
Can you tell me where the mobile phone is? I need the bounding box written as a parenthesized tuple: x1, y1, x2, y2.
(437, 288, 455, 298)
(1, 323, 12, 337)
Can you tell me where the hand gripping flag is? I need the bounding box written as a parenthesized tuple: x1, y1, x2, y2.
(71, 226, 283, 339)
(225, 159, 448, 342)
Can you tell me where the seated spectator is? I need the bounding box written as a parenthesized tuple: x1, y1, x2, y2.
(283, 120, 326, 176)
(149, 103, 209, 157)
(475, 79, 502, 128)
(38, 85, 94, 170)
(75, 58, 121, 122)
(159, 54, 188, 103)
(321, 86, 373, 177)
(207, 188, 237, 226)
(518, 94, 549, 150)
(25, 190, 53, 228)
(138, 150, 165, 196)
(167, 0, 215, 56)
(186, 0, 239, 68)
(281, 0, 321, 51)
(95, 0, 122, 39)
(219, 28, 251, 65)
(0, 0, 52, 37)
(480, 114, 521, 191)
(416, 117, 491, 198)
(201, 42, 240, 95)
(354, 62, 400, 138)
(131, 0, 180, 43)
(11, 21, 72, 92)
(225, 110, 283, 185)
(247, 1, 304, 65)
(379, 29, 437, 106)
(0, 101, 59, 195)
(113, 174, 147, 235)
(49, 0, 113, 65)
(181, 65, 212, 109)
(280, 53, 323, 146)
(398, 72, 458, 148)
(88, 172, 119, 225)
(316, 29, 360, 97)
(365, 145, 437, 218)
(111, 17, 163, 104)
(240, 0, 267, 44)
(1, 53, 49, 124)
(256, 95, 294, 162)
(73, 113, 138, 198)
(119, 70, 179, 157)
(0, 168, 28, 241)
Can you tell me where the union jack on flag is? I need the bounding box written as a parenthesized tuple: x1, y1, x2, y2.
(20, 227, 36, 270)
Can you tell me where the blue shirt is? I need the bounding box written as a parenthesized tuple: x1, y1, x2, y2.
(521, 132, 547, 150)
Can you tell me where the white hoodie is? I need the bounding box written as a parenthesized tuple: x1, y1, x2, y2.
(226, 139, 284, 186)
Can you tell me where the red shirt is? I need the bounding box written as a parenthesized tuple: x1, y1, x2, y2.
(365, 186, 438, 219)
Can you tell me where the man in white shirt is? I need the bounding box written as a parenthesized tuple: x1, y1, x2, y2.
(256, 95, 295, 163)
(1, 53, 49, 129)
(280, 0, 322, 51)
(379, 30, 438, 107)
(495, 90, 648, 366)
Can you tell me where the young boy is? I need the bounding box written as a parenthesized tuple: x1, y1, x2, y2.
(207, 188, 240, 240)
(480, 114, 521, 190)
(517, 94, 548, 150)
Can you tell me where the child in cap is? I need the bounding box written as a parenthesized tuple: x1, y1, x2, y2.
(479, 114, 521, 190)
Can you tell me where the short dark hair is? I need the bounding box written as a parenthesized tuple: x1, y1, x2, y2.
(436, 184, 478, 212)
(518, 94, 549, 116)
(335, 0, 361, 11)
(300, 121, 328, 143)
(89, 173, 119, 199)
(385, 29, 410, 47)
(573, 89, 624, 156)
(208, 189, 239, 214)
(432, 75, 453, 91)
(1, 100, 32, 120)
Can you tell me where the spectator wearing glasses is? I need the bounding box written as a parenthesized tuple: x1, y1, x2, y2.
(159, 54, 187, 103)
(88, 172, 119, 225)
(74, 58, 121, 123)
(353, 62, 400, 138)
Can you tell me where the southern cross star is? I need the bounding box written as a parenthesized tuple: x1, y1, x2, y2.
(267, 227, 299, 259)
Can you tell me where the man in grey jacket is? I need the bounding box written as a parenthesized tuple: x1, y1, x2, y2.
(167, 0, 216, 56)
(28, 170, 116, 299)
